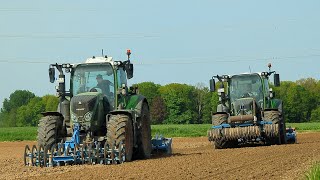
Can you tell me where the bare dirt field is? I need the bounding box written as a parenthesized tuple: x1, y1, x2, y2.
(1, 132, 320, 180)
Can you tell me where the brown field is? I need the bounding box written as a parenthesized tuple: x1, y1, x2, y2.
(1, 132, 320, 180)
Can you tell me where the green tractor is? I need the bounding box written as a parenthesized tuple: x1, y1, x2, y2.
(207, 64, 286, 149)
(34, 50, 151, 165)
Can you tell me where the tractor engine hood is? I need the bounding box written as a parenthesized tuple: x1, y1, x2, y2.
(70, 93, 99, 126)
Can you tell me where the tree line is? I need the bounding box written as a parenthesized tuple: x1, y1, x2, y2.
(0, 78, 319, 127)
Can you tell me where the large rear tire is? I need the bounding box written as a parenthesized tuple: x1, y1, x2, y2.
(37, 115, 63, 150)
(106, 114, 133, 162)
(264, 111, 281, 145)
(211, 113, 237, 149)
(212, 113, 228, 126)
(214, 138, 238, 149)
(136, 102, 152, 159)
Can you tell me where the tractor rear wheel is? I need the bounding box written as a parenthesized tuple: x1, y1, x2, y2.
(264, 111, 281, 145)
(136, 102, 152, 159)
(106, 114, 133, 162)
(37, 115, 64, 150)
(214, 138, 237, 149)
(212, 113, 228, 126)
(212, 114, 237, 149)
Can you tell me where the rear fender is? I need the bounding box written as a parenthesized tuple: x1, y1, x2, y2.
(41, 111, 63, 117)
(125, 95, 149, 118)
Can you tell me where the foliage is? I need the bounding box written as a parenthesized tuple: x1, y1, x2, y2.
(305, 162, 320, 180)
(0, 92, 58, 127)
(150, 96, 167, 124)
(0, 77, 320, 126)
(159, 83, 197, 124)
(1, 90, 35, 113)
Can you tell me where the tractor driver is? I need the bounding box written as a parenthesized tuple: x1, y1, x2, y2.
(96, 74, 113, 97)
(242, 83, 254, 98)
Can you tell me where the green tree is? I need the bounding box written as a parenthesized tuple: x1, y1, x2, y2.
(194, 83, 212, 124)
(159, 83, 197, 124)
(41, 95, 59, 111)
(310, 107, 320, 122)
(1, 90, 35, 113)
(150, 96, 167, 124)
(135, 82, 161, 105)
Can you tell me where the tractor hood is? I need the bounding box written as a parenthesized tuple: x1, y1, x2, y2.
(70, 92, 102, 126)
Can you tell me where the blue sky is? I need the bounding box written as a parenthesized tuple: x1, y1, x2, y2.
(0, 1, 319, 107)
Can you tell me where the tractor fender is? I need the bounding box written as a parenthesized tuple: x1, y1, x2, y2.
(132, 95, 149, 118)
(108, 110, 134, 120)
(41, 111, 64, 117)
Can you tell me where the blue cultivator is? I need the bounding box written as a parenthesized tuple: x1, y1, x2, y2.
(24, 125, 125, 167)
(286, 127, 297, 144)
(151, 134, 172, 154)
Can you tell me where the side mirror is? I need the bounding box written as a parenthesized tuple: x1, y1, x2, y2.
(209, 79, 216, 92)
(125, 63, 134, 79)
(49, 67, 55, 83)
(274, 73, 280, 87)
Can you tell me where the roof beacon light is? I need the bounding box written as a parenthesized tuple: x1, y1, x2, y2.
(127, 49, 131, 61)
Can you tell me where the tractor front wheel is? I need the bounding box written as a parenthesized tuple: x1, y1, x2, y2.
(264, 111, 281, 145)
(106, 114, 134, 162)
(37, 115, 64, 150)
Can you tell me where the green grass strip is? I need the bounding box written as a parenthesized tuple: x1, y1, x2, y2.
(0, 122, 320, 141)
(305, 162, 320, 180)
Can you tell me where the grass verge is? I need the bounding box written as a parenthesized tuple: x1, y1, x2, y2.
(0, 122, 319, 141)
(305, 162, 320, 180)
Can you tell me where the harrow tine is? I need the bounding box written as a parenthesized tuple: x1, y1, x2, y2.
(104, 143, 111, 165)
(81, 143, 87, 164)
(50, 144, 58, 167)
(111, 145, 116, 164)
(87, 143, 93, 165)
(24, 145, 31, 166)
(73, 144, 80, 165)
(96, 142, 102, 164)
(38, 145, 45, 167)
(118, 141, 125, 164)
(31, 145, 38, 166)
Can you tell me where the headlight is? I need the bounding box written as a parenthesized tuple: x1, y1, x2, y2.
(71, 112, 78, 123)
(84, 111, 93, 121)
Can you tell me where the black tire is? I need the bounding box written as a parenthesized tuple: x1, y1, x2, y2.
(264, 111, 281, 145)
(212, 113, 237, 149)
(37, 115, 63, 150)
(106, 114, 133, 162)
(278, 102, 287, 144)
(212, 113, 228, 126)
(136, 102, 152, 159)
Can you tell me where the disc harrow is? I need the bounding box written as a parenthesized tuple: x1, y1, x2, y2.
(24, 125, 126, 167)
(24, 142, 125, 167)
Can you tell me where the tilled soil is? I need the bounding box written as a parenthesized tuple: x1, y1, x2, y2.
(1, 132, 320, 180)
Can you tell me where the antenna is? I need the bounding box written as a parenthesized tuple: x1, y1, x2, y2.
(249, 66, 252, 73)
(101, 49, 104, 56)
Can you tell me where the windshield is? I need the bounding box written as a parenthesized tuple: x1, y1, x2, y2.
(229, 74, 263, 103)
(72, 64, 115, 97)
